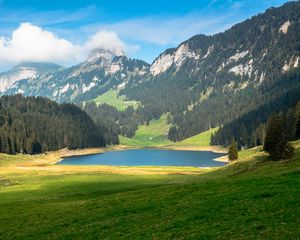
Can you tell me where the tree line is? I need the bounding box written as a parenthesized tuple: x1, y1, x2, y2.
(82, 102, 151, 142)
(227, 101, 300, 161)
(0, 95, 106, 154)
(211, 71, 300, 148)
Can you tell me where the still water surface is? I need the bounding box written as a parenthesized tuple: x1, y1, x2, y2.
(58, 149, 227, 167)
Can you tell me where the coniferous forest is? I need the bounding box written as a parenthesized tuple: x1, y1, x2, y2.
(0, 95, 108, 154)
(211, 70, 300, 148)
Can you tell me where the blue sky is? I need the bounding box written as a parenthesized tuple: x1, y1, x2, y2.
(0, 0, 290, 70)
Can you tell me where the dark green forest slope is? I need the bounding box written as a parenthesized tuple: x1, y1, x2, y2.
(121, 1, 300, 142)
(0, 95, 108, 154)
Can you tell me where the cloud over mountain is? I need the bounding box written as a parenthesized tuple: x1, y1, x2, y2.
(0, 22, 130, 69)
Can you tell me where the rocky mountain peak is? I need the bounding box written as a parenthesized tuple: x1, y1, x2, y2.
(87, 48, 125, 63)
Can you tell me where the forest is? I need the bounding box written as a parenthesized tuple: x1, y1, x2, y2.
(211, 70, 300, 148)
(0, 95, 109, 154)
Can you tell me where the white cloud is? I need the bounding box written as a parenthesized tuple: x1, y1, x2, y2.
(0, 23, 78, 64)
(84, 31, 126, 56)
(0, 22, 132, 69)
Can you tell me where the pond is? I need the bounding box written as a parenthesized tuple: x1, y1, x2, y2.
(58, 149, 227, 167)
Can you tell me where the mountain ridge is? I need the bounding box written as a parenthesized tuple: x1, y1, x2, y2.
(2, 48, 150, 103)
(0, 1, 300, 146)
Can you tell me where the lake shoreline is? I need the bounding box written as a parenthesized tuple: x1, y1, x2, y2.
(55, 145, 228, 164)
(57, 145, 229, 166)
(2, 145, 228, 175)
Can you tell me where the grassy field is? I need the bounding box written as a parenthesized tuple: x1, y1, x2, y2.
(170, 127, 219, 147)
(120, 114, 172, 147)
(93, 90, 139, 111)
(120, 115, 221, 149)
(0, 141, 300, 239)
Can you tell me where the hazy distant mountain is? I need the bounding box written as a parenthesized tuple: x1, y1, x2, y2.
(0, 62, 62, 93)
(3, 49, 149, 103)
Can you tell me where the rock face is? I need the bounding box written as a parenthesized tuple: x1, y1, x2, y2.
(3, 49, 150, 103)
(0, 63, 62, 93)
(150, 43, 200, 76)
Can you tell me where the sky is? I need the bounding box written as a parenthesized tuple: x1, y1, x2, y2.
(0, 0, 291, 70)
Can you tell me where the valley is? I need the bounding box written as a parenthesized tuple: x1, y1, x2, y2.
(0, 141, 299, 239)
(1, 1, 299, 149)
(0, 1, 300, 239)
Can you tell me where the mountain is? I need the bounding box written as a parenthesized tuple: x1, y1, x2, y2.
(1, 1, 300, 146)
(0, 62, 62, 94)
(3, 49, 150, 103)
(120, 1, 300, 142)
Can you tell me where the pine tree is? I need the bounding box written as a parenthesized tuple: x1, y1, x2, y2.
(295, 101, 300, 139)
(228, 139, 238, 161)
(263, 114, 294, 160)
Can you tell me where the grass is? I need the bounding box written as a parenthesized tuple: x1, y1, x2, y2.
(120, 114, 172, 147)
(120, 115, 220, 149)
(91, 90, 220, 149)
(171, 127, 219, 147)
(0, 141, 300, 239)
(92, 90, 139, 111)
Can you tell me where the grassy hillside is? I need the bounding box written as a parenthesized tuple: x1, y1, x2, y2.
(120, 114, 172, 147)
(171, 127, 219, 147)
(120, 116, 219, 148)
(0, 141, 299, 239)
(93, 90, 139, 111)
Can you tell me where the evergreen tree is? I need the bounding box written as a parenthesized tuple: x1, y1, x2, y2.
(228, 139, 238, 161)
(295, 101, 300, 139)
(263, 114, 294, 160)
(0, 95, 107, 155)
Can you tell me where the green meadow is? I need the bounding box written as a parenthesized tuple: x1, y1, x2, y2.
(119, 115, 219, 149)
(171, 127, 219, 147)
(0, 141, 299, 239)
(92, 90, 139, 111)
(119, 114, 172, 147)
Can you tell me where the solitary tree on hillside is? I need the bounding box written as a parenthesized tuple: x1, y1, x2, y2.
(263, 114, 294, 160)
(228, 139, 238, 161)
(295, 101, 300, 139)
